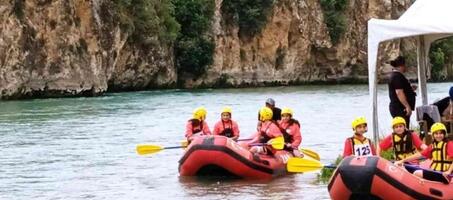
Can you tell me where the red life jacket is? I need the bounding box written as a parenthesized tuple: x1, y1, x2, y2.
(189, 119, 203, 134)
(279, 119, 300, 151)
(219, 120, 234, 138)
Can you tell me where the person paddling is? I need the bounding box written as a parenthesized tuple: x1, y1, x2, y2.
(185, 107, 211, 142)
(213, 106, 240, 141)
(395, 123, 453, 182)
(278, 107, 302, 157)
(377, 116, 427, 161)
(249, 107, 283, 155)
(343, 117, 376, 157)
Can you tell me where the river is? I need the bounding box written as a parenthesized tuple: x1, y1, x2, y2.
(0, 83, 451, 199)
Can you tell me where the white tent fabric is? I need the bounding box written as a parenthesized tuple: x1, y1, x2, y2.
(367, 0, 453, 143)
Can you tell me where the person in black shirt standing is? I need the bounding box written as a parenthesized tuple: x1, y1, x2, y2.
(388, 56, 417, 128)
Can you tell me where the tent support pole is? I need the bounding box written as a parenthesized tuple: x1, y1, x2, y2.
(372, 73, 379, 147)
(417, 36, 428, 105)
(370, 47, 379, 147)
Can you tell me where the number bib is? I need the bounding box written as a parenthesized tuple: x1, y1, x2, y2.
(354, 143, 372, 156)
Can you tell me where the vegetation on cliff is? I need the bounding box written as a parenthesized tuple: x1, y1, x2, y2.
(319, 0, 348, 45)
(172, 0, 216, 78)
(112, 0, 180, 46)
(221, 0, 275, 38)
(429, 37, 453, 81)
(112, 0, 215, 78)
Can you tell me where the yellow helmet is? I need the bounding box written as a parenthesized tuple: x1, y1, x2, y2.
(221, 106, 232, 114)
(391, 116, 406, 127)
(351, 117, 367, 130)
(281, 107, 293, 116)
(193, 107, 207, 120)
(430, 122, 447, 134)
(259, 107, 273, 121)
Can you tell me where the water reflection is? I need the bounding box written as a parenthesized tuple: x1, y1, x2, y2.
(179, 175, 298, 199)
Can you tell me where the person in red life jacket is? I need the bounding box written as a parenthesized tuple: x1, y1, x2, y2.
(278, 107, 302, 157)
(185, 107, 211, 142)
(249, 107, 283, 155)
(377, 116, 427, 161)
(395, 123, 453, 180)
(213, 106, 240, 141)
(343, 117, 376, 158)
(256, 98, 282, 131)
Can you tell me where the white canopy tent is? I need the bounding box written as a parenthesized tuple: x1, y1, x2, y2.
(367, 0, 453, 143)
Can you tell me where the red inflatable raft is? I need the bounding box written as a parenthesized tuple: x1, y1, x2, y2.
(328, 156, 453, 200)
(178, 135, 293, 179)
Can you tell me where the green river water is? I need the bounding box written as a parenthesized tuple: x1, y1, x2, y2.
(0, 83, 451, 199)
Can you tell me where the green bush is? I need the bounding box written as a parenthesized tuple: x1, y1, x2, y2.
(319, 0, 348, 45)
(173, 0, 215, 77)
(222, 0, 275, 38)
(317, 155, 342, 183)
(429, 37, 453, 81)
(317, 150, 394, 183)
(430, 47, 445, 80)
(112, 0, 180, 45)
(174, 36, 215, 76)
(13, 0, 25, 20)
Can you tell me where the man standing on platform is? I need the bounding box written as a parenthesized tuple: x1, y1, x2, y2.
(388, 56, 417, 128)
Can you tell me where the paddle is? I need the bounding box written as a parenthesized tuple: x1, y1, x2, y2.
(136, 144, 185, 155)
(286, 157, 336, 173)
(137, 136, 284, 155)
(249, 136, 285, 150)
(299, 147, 320, 161)
(238, 138, 321, 160)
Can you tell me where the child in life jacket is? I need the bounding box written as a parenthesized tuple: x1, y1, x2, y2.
(377, 116, 427, 161)
(343, 117, 376, 157)
(278, 107, 302, 157)
(395, 123, 453, 180)
(249, 107, 283, 155)
(185, 107, 211, 142)
(213, 106, 240, 141)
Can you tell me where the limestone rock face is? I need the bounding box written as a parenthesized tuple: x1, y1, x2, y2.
(0, 0, 418, 99)
(186, 0, 414, 87)
(0, 0, 176, 99)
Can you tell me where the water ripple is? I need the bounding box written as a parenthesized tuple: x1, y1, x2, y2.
(0, 83, 451, 199)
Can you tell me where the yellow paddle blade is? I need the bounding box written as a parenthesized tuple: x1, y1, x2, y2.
(300, 147, 321, 161)
(136, 144, 164, 155)
(180, 140, 189, 147)
(286, 157, 323, 173)
(269, 136, 284, 150)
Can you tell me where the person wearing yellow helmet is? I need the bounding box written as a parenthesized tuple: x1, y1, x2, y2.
(395, 122, 453, 181)
(256, 98, 282, 131)
(377, 116, 427, 161)
(342, 117, 376, 158)
(278, 107, 302, 157)
(249, 107, 283, 155)
(185, 107, 211, 142)
(213, 106, 240, 141)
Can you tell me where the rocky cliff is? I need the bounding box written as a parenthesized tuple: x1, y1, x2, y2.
(186, 0, 415, 87)
(0, 0, 430, 99)
(0, 0, 176, 99)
